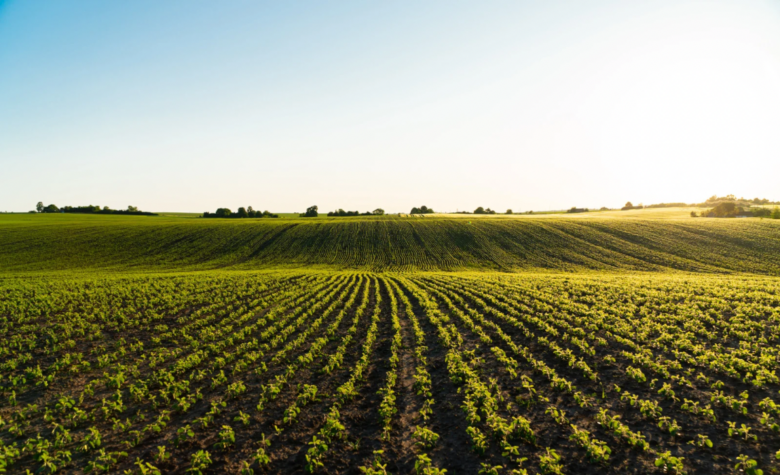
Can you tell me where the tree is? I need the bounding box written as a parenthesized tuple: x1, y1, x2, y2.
(237, 207, 248, 218)
(372, 208, 385, 216)
(690, 211, 698, 218)
(215, 208, 232, 217)
(301, 205, 318, 218)
(505, 209, 513, 214)
(474, 207, 486, 214)
(708, 202, 741, 217)
(43, 204, 59, 213)
(772, 208, 780, 220)
(36, 202, 44, 213)
(410, 206, 434, 214)
(127, 206, 138, 212)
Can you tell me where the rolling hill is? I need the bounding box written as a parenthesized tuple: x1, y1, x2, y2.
(2, 212, 779, 274)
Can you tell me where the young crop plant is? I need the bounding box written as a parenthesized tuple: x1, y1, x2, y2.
(359, 450, 389, 475)
(626, 366, 647, 384)
(538, 448, 564, 475)
(187, 450, 212, 474)
(654, 451, 686, 474)
(545, 405, 569, 426)
(734, 455, 763, 475)
(412, 426, 440, 449)
(252, 434, 272, 467)
(727, 422, 758, 442)
(415, 453, 448, 475)
(134, 458, 162, 475)
(234, 410, 251, 426)
(687, 434, 713, 448)
(466, 426, 489, 454)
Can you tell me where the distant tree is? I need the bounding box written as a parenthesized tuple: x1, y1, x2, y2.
(215, 208, 232, 217)
(690, 211, 698, 217)
(36, 202, 44, 213)
(372, 208, 385, 216)
(247, 206, 255, 216)
(505, 209, 512, 214)
(708, 202, 741, 218)
(237, 207, 248, 218)
(127, 206, 138, 212)
(772, 208, 780, 220)
(410, 206, 434, 214)
(751, 207, 772, 218)
(301, 205, 318, 217)
(472, 207, 496, 214)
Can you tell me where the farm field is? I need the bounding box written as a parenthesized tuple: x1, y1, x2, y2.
(3, 271, 780, 474)
(2, 214, 780, 474)
(2, 213, 780, 273)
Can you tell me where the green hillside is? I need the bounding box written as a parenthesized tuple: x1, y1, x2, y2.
(2, 213, 779, 274)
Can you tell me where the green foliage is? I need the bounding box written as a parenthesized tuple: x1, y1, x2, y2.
(734, 455, 762, 475)
(300, 205, 319, 217)
(186, 450, 212, 474)
(538, 448, 563, 475)
(3, 213, 780, 272)
(4, 246, 780, 474)
(359, 450, 388, 475)
(654, 451, 685, 474)
(412, 426, 440, 449)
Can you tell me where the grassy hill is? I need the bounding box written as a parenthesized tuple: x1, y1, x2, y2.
(2, 211, 779, 274)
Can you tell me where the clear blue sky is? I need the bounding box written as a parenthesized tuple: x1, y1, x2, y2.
(2, 0, 780, 213)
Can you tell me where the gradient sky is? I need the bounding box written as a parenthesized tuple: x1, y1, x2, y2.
(2, 1, 780, 213)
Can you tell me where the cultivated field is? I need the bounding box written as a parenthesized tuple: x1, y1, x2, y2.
(2, 213, 780, 273)
(2, 213, 780, 474)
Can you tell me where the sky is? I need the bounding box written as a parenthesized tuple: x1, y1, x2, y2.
(2, 0, 780, 213)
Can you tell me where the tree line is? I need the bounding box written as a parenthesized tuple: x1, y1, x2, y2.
(299, 206, 386, 217)
(327, 208, 384, 217)
(203, 207, 278, 218)
(692, 202, 780, 219)
(34, 202, 156, 216)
